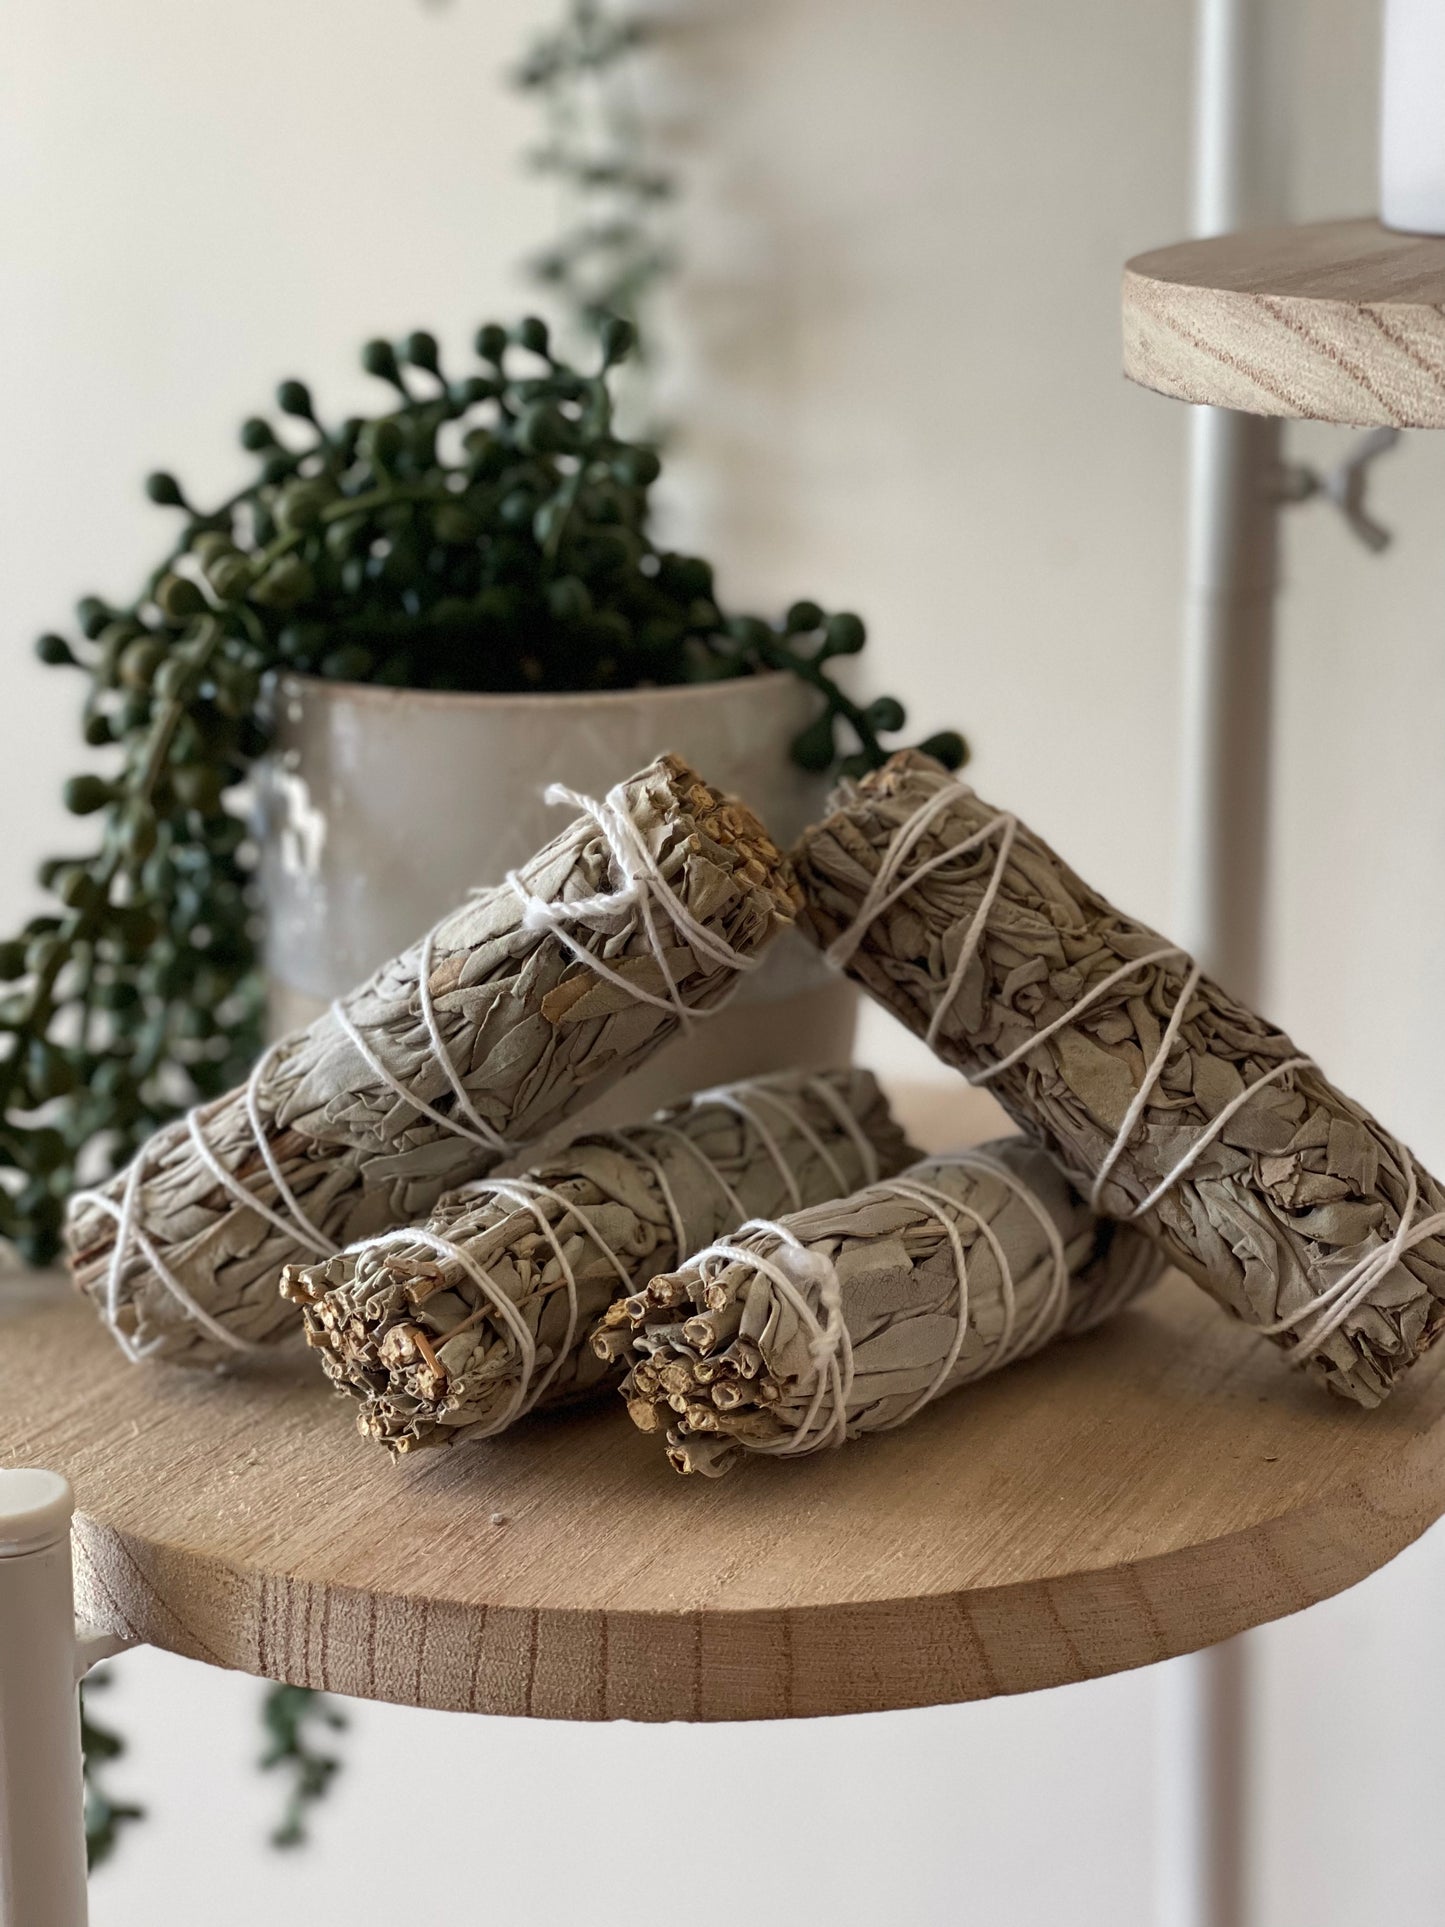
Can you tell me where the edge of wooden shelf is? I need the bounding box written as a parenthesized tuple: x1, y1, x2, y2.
(1123, 217, 1445, 427)
(9, 1087, 1445, 1722)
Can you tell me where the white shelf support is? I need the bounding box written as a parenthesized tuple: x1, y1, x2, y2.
(0, 1469, 91, 1927)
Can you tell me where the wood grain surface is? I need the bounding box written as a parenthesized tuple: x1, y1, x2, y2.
(1123, 217, 1445, 426)
(4, 1083, 1445, 1721)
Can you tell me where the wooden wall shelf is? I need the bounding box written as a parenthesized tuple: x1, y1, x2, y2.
(6, 1086, 1445, 1722)
(1124, 217, 1445, 427)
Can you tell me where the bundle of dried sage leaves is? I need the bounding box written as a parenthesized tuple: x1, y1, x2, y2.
(612, 1139, 1162, 1475)
(795, 751, 1445, 1405)
(69, 754, 798, 1366)
(283, 1067, 913, 1453)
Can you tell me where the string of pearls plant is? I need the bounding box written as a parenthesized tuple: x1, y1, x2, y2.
(0, 313, 964, 1269)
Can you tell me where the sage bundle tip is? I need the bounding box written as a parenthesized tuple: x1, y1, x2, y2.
(68, 752, 798, 1368)
(793, 750, 1445, 1407)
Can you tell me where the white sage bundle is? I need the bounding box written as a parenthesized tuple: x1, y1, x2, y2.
(795, 750, 1445, 1406)
(611, 1139, 1163, 1476)
(68, 754, 798, 1367)
(282, 1067, 914, 1454)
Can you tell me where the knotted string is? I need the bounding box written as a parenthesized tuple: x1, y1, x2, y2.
(505, 779, 761, 1027)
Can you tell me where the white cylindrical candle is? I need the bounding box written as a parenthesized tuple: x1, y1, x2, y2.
(1382, 0, 1445, 233)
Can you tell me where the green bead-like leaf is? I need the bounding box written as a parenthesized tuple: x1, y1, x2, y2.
(918, 729, 968, 771)
(403, 331, 440, 372)
(361, 338, 401, 382)
(63, 775, 114, 816)
(822, 612, 866, 656)
(76, 597, 111, 641)
(611, 445, 660, 487)
(790, 710, 837, 774)
(155, 575, 206, 623)
(598, 315, 636, 366)
(144, 471, 186, 508)
(276, 379, 314, 419)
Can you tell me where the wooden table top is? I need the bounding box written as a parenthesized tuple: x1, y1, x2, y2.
(5, 1083, 1445, 1722)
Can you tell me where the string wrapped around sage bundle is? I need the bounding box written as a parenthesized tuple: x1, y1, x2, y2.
(611, 1140, 1163, 1476)
(281, 1067, 913, 1454)
(795, 751, 1445, 1406)
(68, 753, 798, 1368)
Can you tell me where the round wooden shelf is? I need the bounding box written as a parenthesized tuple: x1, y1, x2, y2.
(6, 1084, 1445, 1723)
(1123, 217, 1445, 426)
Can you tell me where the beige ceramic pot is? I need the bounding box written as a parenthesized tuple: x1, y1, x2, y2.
(254, 672, 856, 1132)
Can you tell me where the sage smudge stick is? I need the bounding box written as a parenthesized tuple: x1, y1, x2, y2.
(795, 751, 1445, 1406)
(612, 1140, 1162, 1476)
(68, 753, 797, 1366)
(283, 1067, 913, 1454)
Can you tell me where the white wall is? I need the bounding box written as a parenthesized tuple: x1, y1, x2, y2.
(5, 2, 1445, 1923)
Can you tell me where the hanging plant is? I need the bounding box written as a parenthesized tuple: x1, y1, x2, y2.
(0, 313, 965, 1270)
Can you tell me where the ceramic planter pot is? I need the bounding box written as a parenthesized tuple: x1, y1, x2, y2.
(254, 671, 856, 1131)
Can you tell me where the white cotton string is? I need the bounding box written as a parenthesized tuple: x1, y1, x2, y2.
(690, 1225, 854, 1455)
(595, 1129, 692, 1260)
(700, 1155, 1073, 1455)
(606, 1074, 874, 1280)
(1128, 1054, 1314, 1219)
(971, 944, 1191, 1086)
(78, 879, 530, 1353)
(744, 1082, 854, 1196)
(413, 925, 512, 1153)
(922, 1150, 1073, 1355)
(1087, 964, 1204, 1213)
(362, 1174, 649, 1426)
(863, 1162, 1072, 1431)
(690, 1087, 805, 1211)
(824, 774, 1445, 1366)
(644, 1124, 750, 1225)
(799, 1073, 881, 1188)
(360, 1225, 538, 1436)
(184, 1051, 330, 1259)
(505, 780, 762, 1028)
(80, 774, 763, 1358)
(73, 1160, 269, 1361)
(73, 1038, 331, 1358)
(238, 1043, 334, 1252)
(865, 1176, 978, 1428)
(923, 814, 1018, 1051)
(824, 780, 967, 970)
(329, 997, 509, 1157)
(473, 1178, 612, 1412)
